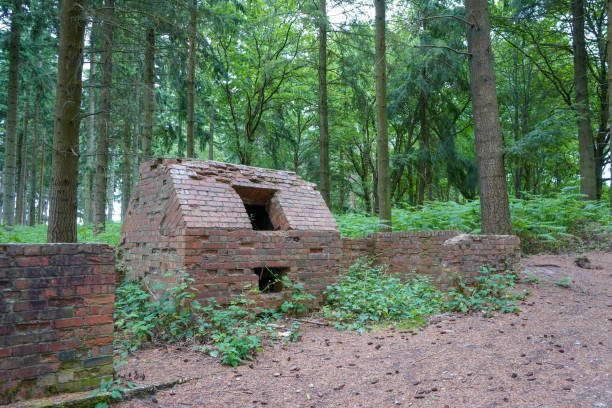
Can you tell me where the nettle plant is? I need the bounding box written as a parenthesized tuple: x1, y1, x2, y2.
(114, 271, 310, 368)
(323, 258, 530, 331)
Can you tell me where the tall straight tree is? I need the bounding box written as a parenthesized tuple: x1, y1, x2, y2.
(85, 23, 97, 224)
(375, 0, 391, 230)
(142, 27, 155, 160)
(16, 90, 30, 224)
(93, 0, 115, 235)
(571, 0, 597, 200)
(186, 0, 196, 158)
(2, 0, 22, 225)
(608, 0, 611, 212)
(318, 0, 330, 206)
(465, 0, 512, 234)
(28, 97, 39, 225)
(47, 0, 87, 242)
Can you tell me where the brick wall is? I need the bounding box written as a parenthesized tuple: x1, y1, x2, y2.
(341, 231, 520, 285)
(0, 244, 115, 405)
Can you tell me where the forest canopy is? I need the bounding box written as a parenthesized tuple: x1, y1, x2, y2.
(0, 0, 610, 241)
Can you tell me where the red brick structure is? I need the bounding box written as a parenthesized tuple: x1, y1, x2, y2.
(0, 244, 115, 404)
(120, 159, 341, 305)
(342, 231, 520, 286)
(120, 159, 520, 305)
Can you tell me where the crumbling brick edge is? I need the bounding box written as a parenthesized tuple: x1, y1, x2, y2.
(0, 243, 116, 405)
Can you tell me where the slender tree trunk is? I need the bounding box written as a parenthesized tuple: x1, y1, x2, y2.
(209, 102, 214, 160)
(121, 119, 132, 220)
(107, 147, 115, 221)
(93, 0, 114, 235)
(38, 129, 45, 224)
(133, 85, 140, 183)
(177, 119, 184, 157)
(318, 0, 330, 206)
(608, 0, 612, 212)
(16, 90, 30, 224)
(28, 97, 39, 225)
(375, 0, 391, 230)
(85, 23, 97, 224)
(571, 0, 597, 200)
(142, 27, 155, 161)
(465, 0, 512, 234)
(47, 0, 87, 243)
(186, 0, 196, 158)
(2, 1, 22, 225)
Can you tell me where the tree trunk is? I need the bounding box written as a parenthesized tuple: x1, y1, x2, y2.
(318, 0, 331, 206)
(47, 0, 87, 243)
(93, 0, 114, 235)
(38, 129, 45, 224)
(209, 102, 214, 160)
(571, 0, 597, 200)
(121, 119, 132, 220)
(133, 85, 140, 183)
(177, 119, 184, 157)
(16, 90, 29, 224)
(107, 147, 115, 221)
(608, 0, 612, 212)
(28, 96, 39, 226)
(85, 23, 97, 224)
(142, 27, 155, 161)
(2, 0, 21, 226)
(465, 0, 512, 234)
(186, 0, 196, 158)
(375, 0, 391, 230)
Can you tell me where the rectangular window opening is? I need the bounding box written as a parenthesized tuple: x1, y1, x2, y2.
(233, 186, 278, 231)
(253, 267, 287, 293)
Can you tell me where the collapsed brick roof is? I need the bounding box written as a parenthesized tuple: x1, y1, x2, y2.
(128, 158, 338, 231)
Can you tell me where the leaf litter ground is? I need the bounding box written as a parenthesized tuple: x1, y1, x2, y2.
(115, 251, 612, 408)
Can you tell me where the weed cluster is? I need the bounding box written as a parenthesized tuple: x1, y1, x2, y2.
(114, 273, 310, 367)
(323, 259, 528, 331)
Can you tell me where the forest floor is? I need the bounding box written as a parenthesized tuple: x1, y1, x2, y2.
(115, 251, 612, 408)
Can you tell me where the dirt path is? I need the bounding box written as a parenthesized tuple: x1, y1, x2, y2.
(116, 252, 612, 408)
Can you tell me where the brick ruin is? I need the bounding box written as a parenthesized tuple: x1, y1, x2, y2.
(120, 159, 521, 306)
(120, 159, 341, 306)
(0, 244, 115, 405)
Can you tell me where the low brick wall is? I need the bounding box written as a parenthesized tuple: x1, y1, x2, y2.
(0, 244, 115, 405)
(341, 231, 520, 285)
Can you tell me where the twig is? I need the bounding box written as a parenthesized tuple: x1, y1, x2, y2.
(411, 15, 473, 26)
(292, 318, 330, 326)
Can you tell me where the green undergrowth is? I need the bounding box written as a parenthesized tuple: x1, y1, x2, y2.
(0, 222, 122, 246)
(335, 187, 611, 253)
(114, 273, 312, 368)
(323, 258, 529, 331)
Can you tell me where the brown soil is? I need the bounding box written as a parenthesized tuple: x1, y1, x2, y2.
(116, 251, 612, 408)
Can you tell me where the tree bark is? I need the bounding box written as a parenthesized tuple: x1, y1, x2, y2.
(375, 0, 391, 230)
(142, 27, 155, 161)
(121, 119, 131, 220)
(608, 0, 612, 212)
(186, 0, 196, 158)
(465, 0, 512, 234)
(47, 0, 87, 243)
(107, 146, 115, 221)
(133, 85, 140, 184)
(16, 90, 29, 224)
(85, 23, 97, 224)
(38, 129, 45, 224)
(318, 0, 331, 206)
(209, 102, 214, 160)
(93, 0, 114, 235)
(571, 0, 597, 200)
(2, 0, 22, 225)
(28, 96, 39, 226)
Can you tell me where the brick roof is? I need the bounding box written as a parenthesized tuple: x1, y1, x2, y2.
(131, 158, 338, 231)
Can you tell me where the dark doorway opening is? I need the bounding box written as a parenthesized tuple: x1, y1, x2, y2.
(244, 204, 274, 231)
(253, 267, 287, 293)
